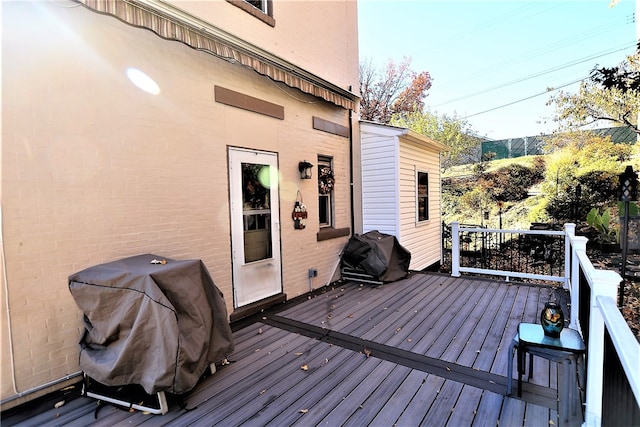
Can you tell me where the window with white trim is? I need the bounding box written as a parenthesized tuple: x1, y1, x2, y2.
(318, 156, 334, 227)
(417, 171, 429, 222)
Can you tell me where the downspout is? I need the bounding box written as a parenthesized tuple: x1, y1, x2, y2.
(348, 85, 355, 237)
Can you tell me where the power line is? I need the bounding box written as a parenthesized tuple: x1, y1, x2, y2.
(435, 41, 635, 107)
(461, 77, 586, 119)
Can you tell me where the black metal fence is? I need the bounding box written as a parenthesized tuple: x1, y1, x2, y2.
(602, 329, 640, 425)
(442, 222, 566, 281)
(577, 259, 639, 426)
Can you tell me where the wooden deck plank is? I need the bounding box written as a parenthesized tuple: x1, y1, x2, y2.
(485, 284, 529, 375)
(341, 364, 414, 426)
(440, 280, 502, 365)
(499, 396, 527, 427)
(471, 390, 503, 427)
(356, 276, 462, 346)
(414, 279, 493, 357)
(232, 345, 358, 426)
(395, 374, 446, 426)
(3, 394, 95, 427)
(411, 280, 490, 357)
(262, 347, 381, 427)
(419, 379, 465, 426)
(289, 357, 387, 426)
(349, 274, 445, 340)
(453, 281, 510, 369)
(3, 274, 579, 427)
(524, 401, 552, 427)
(171, 336, 336, 425)
(314, 359, 398, 425)
(446, 385, 484, 427)
(368, 369, 429, 426)
(381, 277, 478, 351)
(327, 274, 445, 338)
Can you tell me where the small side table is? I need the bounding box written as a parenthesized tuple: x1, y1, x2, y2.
(512, 323, 586, 423)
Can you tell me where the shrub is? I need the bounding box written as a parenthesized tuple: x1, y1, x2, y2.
(486, 163, 541, 202)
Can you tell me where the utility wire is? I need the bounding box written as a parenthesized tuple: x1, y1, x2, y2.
(444, 13, 634, 85)
(436, 41, 635, 107)
(462, 77, 586, 119)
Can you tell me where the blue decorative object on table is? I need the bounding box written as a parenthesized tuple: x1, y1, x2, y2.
(540, 301, 564, 338)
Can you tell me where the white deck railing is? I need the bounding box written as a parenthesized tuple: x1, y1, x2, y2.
(450, 222, 640, 427)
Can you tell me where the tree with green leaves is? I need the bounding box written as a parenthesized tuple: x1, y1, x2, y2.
(547, 52, 639, 135)
(359, 57, 432, 123)
(390, 109, 482, 170)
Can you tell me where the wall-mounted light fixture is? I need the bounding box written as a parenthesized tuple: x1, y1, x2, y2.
(298, 160, 314, 180)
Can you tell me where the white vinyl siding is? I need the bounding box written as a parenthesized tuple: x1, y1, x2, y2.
(361, 128, 401, 237)
(398, 139, 442, 270)
(360, 122, 445, 271)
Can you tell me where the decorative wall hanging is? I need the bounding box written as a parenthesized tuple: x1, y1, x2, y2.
(292, 191, 308, 230)
(318, 166, 335, 194)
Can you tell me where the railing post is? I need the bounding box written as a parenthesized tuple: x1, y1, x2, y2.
(570, 236, 588, 330)
(564, 223, 575, 290)
(584, 269, 621, 427)
(452, 222, 460, 277)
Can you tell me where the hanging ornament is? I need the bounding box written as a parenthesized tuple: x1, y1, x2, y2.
(292, 191, 308, 230)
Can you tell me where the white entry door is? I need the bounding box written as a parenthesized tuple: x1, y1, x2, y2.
(229, 147, 282, 308)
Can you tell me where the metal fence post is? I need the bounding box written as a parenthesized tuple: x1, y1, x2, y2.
(452, 222, 460, 277)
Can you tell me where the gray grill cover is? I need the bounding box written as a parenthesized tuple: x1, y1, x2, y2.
(69, 254, 234, 395)
(342, 231, 411, 282)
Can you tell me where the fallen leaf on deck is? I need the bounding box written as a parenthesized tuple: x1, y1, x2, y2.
(294, 352, 303, 356)
(260, 389, 267, 395)
(549, 421, 555, 425)
(446, 367, 451, 371)
(364, 348, 372, 358)
(301, 365, 309, 371)
(54, 401, 65, 409)
(299, 409, 309, 413)
(258, 328, 263, 335)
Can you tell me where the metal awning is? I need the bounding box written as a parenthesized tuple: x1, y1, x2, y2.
(77, 0, 358, 110)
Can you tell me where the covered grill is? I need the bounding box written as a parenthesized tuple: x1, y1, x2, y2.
(69, 254, 234, 396)
(341, 231, 411, 283)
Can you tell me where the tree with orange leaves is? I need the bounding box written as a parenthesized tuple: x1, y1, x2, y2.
(359, 57, 432, 123)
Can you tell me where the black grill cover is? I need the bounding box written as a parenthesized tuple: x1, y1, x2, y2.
(342, 231, 411, 282)
(68, 254, 234, 395)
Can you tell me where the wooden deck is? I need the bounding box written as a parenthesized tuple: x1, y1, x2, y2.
(2, 273, 583, 427)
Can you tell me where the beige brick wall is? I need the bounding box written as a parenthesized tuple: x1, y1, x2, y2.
(1, 0, 357, 406)
(173, 0, 360, 90)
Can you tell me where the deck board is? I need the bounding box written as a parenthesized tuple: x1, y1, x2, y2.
(395, 374, 446, 425)
(2, 273, 582, 427)
(446, 385, 484, 427)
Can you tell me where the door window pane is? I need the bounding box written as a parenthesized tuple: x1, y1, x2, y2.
(242, 163, 272, 262)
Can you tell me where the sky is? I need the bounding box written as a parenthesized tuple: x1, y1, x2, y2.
(357, 0, 638, 140)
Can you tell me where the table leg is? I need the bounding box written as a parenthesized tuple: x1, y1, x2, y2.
(517, 344, 524, 397)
